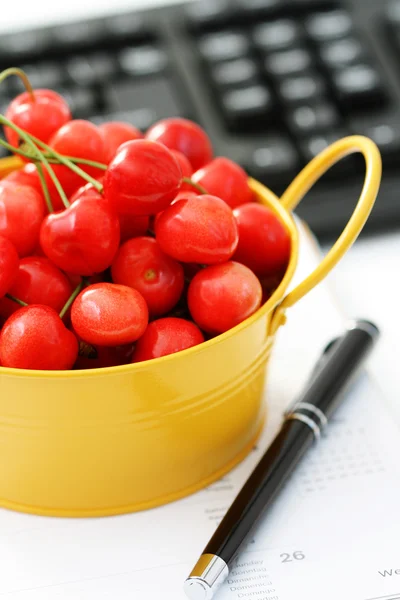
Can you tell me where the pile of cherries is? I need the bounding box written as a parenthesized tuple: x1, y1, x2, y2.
(0, 70, 291, 371)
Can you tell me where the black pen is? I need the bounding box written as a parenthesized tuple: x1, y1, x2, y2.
(184, 319, 380, 600)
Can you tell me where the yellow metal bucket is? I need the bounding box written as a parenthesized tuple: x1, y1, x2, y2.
(0, 136, 381, 517)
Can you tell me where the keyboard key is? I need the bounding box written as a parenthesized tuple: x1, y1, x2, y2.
(287, 103, 340, 136)
(300, 130, 356, 174)
(185, 0, 233, 29)
(0, 29, 52, 58)
(332, 64, 387, 109)
(265, 47, 314, 77)
(211, 58, 260, 88)
(52, 19, 106, 49)
(279, 73, 326, 104)
(320, 38, 366, 69)
(106, 13, 147, 39)
(66, 54, 116, 85)
(253, 20, 303, 52)
(106, 77, 184, 127)
(305, 10, 353, 42)
(92, 109, 157, 131)
(198, 32, 250, 62)
(119, 46, 168, 76)
(221, 85, 275, 129)
(12, 63, 63, 90)
(56, 87, 97, 117)
(247, 136, 300, 182)
(350, 115, 400, 160)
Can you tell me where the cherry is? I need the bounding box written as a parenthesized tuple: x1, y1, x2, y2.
(188, 261, 262, 334)
(74, 340, 134, 370)
(233, 203, 291, 278)
(69, 180, 149, 242)
(132, 317, 204, 362)
(155, 194, 238, 264)
(0, 305, 78, 370)
(0, 256, 73, 320)
(170, 149, 193, 178)
(0, 236, 19, 299)
(4, 89, 71, 149)
(103, 139, 182, 216)
(40, 195, 120, 275)
(111, 237, 184, 318)
(46, 119, 106, 199)
(4, 163, 44, 201)
(192, 157, 252, 209)
(98, 121, 143, 163)
(0, 181, 45, 257)
(71, 283, 148, 346)
(146, 117, 213, 171)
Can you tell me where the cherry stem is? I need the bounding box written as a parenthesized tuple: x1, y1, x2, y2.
(48, 155, 107, 171)
(5, 293, 28, 307)
(0, 68, 35, 102)
(0, 115, 70, 209)
(36, 163, 54, 213)
(27, 134, 104, 192)
(181, 177, 208, 195)
(59, 278, 88, 320)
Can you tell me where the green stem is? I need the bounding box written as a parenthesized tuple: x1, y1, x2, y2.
(182, 177, 208, 195)
(59, 279, 87, 319)
(36, 163, 54, 213)
(5, 293, 28, 307)
(48, 155, 107, 171)
(0, 115, 70, 209)
(27, 134, 104, 192)
(0, 68, 35, 102)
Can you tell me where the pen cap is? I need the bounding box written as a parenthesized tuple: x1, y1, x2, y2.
(293, 320, 379, 421)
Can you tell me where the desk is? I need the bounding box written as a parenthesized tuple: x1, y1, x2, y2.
(3, 0, 399, 401)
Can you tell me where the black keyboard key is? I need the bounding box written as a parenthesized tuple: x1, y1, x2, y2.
(106, 77, 184, 128)
(198, 32, 250, 62)
(350, 114, 400, 161)
(320, 38, 366, 69)
(185, 0, 233, 30)
(10, 63, 63, 91)
(279, 73, 327, 104)
(211, 58, 260, 88)
(287, 102, 340, 136)
(265, 47, 314, 77)
(106, 12, 147, 40)
(332, 64, 387, 109)
(56, 87, 97, 117)
(253, 20, 303, 52)
(221, 85, 275, 129)
(92, 109, 157, 131)
(247, 136, 300, 183)
(52, 19, 106, 49)
(119, 46, 168, 76)
(305, 10, 353, 42)
(0, 29, 52, 59)
(66, 54, 116, 85)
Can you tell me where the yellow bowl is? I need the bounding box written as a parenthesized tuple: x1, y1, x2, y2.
(0, 136, 381, 517)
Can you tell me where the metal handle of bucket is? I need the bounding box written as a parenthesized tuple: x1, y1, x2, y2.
(270, 135, 382, 333)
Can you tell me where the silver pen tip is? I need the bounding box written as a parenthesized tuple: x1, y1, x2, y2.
(184, 578, 213, 600)
(183, 555, 228, 600)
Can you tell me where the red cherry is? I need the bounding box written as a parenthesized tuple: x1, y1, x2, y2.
(98, 121, 144, 163)
(69, 180, 103, 204)
(188, 261, 262, 334)
(0, 256, 73, 320)
(71, 283, 148, 346)
(4, 89, 71, 149)
(146, 117, 213, 171)
(40, 195, 120, 275)
(103, 140, 182, 216)
(132, 317, 204, 362)
(111, 237, 184, 318)
(74, 339, 134, 370)
(0, 305, 78, 370)
(0, 181, 45, 257)
(47, 119, 106, 198)
(155, 194, 238, 264)
(192, 157, 252, 209)
(4, 163, 44, 201)
(170, 149, 193, 178)
(233, 203, 291, 277)
(0, 236, 19, 299)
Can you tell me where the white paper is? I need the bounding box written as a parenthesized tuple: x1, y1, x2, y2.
(0, 224, 399, 600)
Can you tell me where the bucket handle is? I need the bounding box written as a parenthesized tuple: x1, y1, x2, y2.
(271, 135, 382, 333)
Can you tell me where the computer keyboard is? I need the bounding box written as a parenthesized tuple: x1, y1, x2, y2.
(0, 0, 399, 240)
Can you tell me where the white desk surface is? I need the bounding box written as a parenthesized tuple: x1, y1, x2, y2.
(2, 0, 400, 401)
